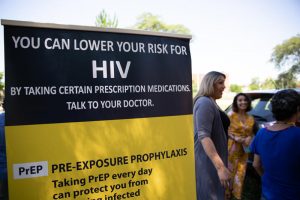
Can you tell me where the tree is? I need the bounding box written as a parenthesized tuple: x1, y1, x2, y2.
(0, 72, 4, 91)
(192, 80, 198, 97)
(249, 77, 260, 90)
(0, 72, 4, 102)
(133, 13, 191, 34)
(271, 34, 300, 88)
(229, 84, 242, 93)
(274, 65, 299, 88)
(261, 78, 276, 89)
(95, 10, 118, 28)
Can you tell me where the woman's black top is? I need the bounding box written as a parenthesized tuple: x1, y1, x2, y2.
(219, 110, 230, 138)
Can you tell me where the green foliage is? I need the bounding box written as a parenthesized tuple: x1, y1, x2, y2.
(134, 13, 164, 31)
(260, 78, 276, 89)
(271, 34, 300, 88)
(192, 80, 199, 97)
(133, 13, 191, 34)
(0, 72, 4, 103)
(249, 77, 260, 90)
(271, 34, 300, 70)
(95, 10, 118, 28)
(274, 65, 299, 88)
(247, 77, 276, 91)
(0, 72, 4, 91)
(94, 11, 191, 35)
(229, 84, 242, 93)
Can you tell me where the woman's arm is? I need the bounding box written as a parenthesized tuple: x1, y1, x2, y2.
(201, 137, 231, 188)
(243, 115, 258, 146)
(243, 136, 253, 146)
(243, 116, 257, 146)
(253, 154, 263, 176)
(228, 133, 245, 143)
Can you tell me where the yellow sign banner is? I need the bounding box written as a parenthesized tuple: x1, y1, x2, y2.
(6, 115, 195, 200)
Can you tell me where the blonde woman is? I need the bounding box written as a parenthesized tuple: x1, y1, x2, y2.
(194, 71, 231, 200)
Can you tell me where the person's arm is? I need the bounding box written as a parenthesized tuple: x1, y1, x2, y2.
(243, 136, 252, 146)
(243, 116, 257, 146)
(201, 137, 231, 188)
(253, 154, 263, 176)
(228, 132, 245, 143)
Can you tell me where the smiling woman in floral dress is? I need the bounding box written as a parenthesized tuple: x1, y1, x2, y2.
(226, 93, 256, 200)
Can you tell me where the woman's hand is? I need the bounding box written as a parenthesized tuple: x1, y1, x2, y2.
(229, 133, 244, 143)
(201, 137, 231, 188)
(217, 166, 231, 188)
(253, 154, 263, 176)
(235, 136, 245, 143)
(243, 136, 252, 146)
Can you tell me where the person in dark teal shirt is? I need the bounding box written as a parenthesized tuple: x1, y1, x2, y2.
(250, 89, 300, 200)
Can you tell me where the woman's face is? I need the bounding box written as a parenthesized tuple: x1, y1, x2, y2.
(236, 95, 249, 111)
(213, 76, 226, 99)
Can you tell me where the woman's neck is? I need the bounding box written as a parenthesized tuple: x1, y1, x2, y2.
(237, 110, 247, 115)
(210, 97, 221, 110)
(267, 120, 295, 131)
(210, 96, 216, 101)
(274, 121, 295, 126)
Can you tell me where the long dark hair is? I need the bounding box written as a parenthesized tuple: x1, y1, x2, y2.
(232, 93, 252, 112)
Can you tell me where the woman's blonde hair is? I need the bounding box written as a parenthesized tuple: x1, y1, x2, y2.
(193, 71, 226, 103)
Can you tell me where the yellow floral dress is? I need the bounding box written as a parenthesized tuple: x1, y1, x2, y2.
(227, 112, 255, 199)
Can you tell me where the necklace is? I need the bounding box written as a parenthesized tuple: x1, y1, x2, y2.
(274, 121, 295, 126)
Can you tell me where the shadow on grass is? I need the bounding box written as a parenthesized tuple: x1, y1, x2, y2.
(230, 166, 261, 200)
(242, 166, 261, 200)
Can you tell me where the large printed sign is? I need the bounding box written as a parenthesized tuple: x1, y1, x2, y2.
(3, 20, 195, 200)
